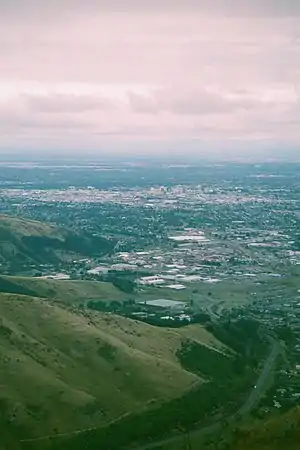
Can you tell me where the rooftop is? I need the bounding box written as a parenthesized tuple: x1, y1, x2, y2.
(138, 299, 186, 309)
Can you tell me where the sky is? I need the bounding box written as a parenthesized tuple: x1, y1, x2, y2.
(0, 0, 299, 157)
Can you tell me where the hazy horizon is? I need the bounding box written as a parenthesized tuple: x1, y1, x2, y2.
(0, 147, 299, 164)
(0, 0, 299, 157)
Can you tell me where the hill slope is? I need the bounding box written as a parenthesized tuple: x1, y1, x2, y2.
(0, 215, 113, 274)
(230, 407, 300, 450)
(0, 275, 124, 305)
(0, 292, 223, 448)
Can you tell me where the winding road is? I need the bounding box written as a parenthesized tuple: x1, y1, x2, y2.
(237, 337, 280, 415)
(19, 337, 280, 449)
(136, 337, 280, 450)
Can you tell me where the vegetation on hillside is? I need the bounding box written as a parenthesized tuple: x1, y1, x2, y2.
(230, 407, 300, 450)
(0, 291, 227, 448)
(19, 319, 268, 450)
(0, 215, 114, 274)
(0, 275, 124, 305)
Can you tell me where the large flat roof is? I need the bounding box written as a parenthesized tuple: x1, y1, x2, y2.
(138, 299, 186, 308)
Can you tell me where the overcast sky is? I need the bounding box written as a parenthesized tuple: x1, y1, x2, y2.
(0, 0, 299, 157)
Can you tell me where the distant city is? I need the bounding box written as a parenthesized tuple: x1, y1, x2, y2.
(0, 158, 300, 439)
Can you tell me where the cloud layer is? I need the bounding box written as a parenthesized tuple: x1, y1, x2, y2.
(0, 0, 299, 154)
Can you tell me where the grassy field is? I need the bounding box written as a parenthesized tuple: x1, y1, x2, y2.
(229, 406, 300, 450)
(135, 278, 255, 312)
(0, 291, 225, 447)
(7, 270, 298, 310)
(0, 275, 125, 305)
(2, 274, 254, 314)
(157, 406, 300, 450)
(0, 275, 196, 307)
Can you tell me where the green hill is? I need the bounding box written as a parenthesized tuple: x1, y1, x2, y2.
(229, 407, 300, 450)
(0, 292, 223, 448)
(0, 215, 113, 274)
(146, 402, 300, 450)
(0, 275, 124, 305)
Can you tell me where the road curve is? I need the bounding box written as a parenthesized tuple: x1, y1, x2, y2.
(135, 337, 280, 450)
(19, 337, 280, 449)
(237, 338, 280, 416)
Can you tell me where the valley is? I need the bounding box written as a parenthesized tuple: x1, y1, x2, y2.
(0, 159, 299, 449)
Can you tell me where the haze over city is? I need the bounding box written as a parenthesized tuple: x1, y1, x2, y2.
(0, 0, 299, 158)
(1, 3, 300, 448)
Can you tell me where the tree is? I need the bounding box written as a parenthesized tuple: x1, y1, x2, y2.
(112, 277, 135, 293)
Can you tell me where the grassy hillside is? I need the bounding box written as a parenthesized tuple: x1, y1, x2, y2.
(0, 275, 124, 305)
(0, 215, 64, 237)
(0, 292, 224, 448)
(230, 407, 300, 450)
(0, 274, 196, 307)
(0, 275, 199, 310)
(139, 408, 300, 450)
(0, 214, 113, 274)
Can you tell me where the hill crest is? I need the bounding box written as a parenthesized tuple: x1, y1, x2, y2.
(0, 214, 113, 275)
(0, 291, 224, 445)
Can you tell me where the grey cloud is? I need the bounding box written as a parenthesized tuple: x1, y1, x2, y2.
(0, 99, 92, 131)
(0, 0, 300, 16)
(128, 88, 260, 115)
(23, 94, 116, 113)
(0, 0, 299, 151)
(0, 110, 88, 131)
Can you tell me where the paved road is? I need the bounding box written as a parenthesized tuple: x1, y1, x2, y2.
(20, 338, 280, 449)
(237, 338, 280, 416)
(136, 338, 280, 450)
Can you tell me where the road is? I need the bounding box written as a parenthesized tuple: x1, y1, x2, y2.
(135, 337, 280, 450)
(19, 338, 280, 449)
(237, 338, 280, 415)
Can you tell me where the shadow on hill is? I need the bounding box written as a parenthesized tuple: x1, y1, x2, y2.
(0, 277, 40, 297)
(0, 215, 115, 274)
(21, 320, 267, 450)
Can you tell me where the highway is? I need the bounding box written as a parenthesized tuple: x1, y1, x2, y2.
(237, 338, 280, 415)
(19, 337, 280, 449)
(136, 337, 280, 450)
